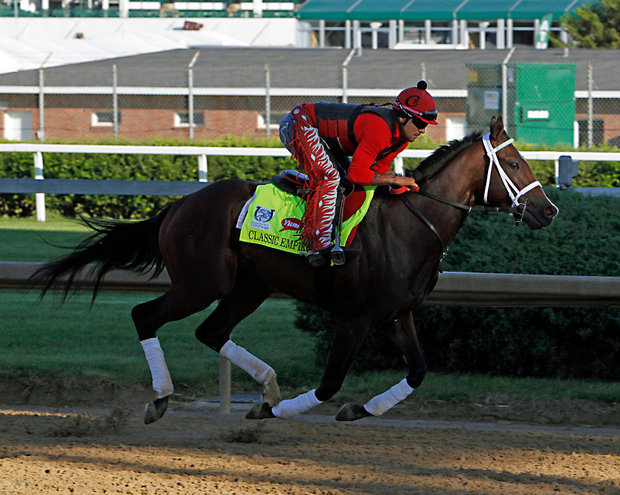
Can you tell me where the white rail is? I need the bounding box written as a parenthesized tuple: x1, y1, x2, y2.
(0, 143, 619, 221)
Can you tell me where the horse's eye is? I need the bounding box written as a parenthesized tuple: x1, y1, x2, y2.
(509, 162, 520, 170)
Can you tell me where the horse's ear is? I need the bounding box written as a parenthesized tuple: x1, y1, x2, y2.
(489, 116, 504, 140)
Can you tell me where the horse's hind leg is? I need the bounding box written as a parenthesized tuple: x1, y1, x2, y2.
(194, 271, 281, 406)
(132, 286, 214, 423)
(336, 311, 426, 421)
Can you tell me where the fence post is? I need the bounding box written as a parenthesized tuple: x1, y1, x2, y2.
(587, 63, 593, 148)
(112, 64, 118, 140)
(502, 46, 515, 135)
(188, 51, 200, 142)
(342, 49, 354, 103)
(38, 67, 45, 142)
(265, 63, 271, 139)
(34, 151, 46, 222)
(198, 154, 208, 182)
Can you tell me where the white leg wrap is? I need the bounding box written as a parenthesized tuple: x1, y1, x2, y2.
(141, 337, 173, 399)
(219, 340, 276, 386)
(363, 378, 414, 417)
(272, 389, 322, 419)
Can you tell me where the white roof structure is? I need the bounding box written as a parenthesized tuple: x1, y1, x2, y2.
(0, 17, 307, 74)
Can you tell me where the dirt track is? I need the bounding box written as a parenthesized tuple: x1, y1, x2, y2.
(1, 380, 619, 495)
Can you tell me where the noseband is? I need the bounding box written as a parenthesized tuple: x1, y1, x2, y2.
(482, 133, 541, 223)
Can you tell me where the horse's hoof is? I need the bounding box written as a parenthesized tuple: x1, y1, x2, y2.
(262, 375, 281, 407)
(336, 403, 372, 422)
(144, 395, 169, 424)
(246, 402, 276, 420)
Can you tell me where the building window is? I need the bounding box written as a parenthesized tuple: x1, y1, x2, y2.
(175, 111, 204, 127)
(258, 111, 288, 130)
(92, 111, 121, 127)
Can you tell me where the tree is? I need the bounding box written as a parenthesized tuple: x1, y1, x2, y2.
(561, 0, 620, 48)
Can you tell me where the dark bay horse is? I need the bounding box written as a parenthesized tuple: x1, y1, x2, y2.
(32, 117, 558, 423)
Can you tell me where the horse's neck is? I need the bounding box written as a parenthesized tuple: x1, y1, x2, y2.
(408, 143, 483, 251)
(426, 143, 482, 209)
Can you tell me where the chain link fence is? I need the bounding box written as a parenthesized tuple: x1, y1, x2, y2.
(1, 59, 617, 147)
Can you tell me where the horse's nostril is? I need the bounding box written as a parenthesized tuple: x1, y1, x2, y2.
(545, 205, 558, 217)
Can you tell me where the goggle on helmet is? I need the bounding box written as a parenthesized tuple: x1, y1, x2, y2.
(394, 80, 438, 128)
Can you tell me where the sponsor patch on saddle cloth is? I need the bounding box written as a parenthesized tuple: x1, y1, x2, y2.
(237, 184, 375, 255)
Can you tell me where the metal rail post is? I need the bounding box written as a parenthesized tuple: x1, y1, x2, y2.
(113, 64, 119, 140)
(188, 51, 200, 142)
(587, 63, 593, 148)
(502, 46, 515, 134)
(38, 68, 45, 142)
(265, 63, 271, 139)
(342, 49, 355, 103)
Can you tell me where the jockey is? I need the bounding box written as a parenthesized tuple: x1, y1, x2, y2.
(279, 80, 438, 267)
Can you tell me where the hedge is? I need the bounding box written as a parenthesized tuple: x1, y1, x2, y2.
(0, 136, 293, 218)
(296, 188, 620, 381)
(0, 136, 618, 218)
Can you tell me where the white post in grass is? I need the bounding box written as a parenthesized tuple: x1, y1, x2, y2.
(219, 356, 231, 414)
(34, 151, 45, 222)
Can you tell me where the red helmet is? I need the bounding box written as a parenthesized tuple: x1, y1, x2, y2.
(394, 80, 438, 126)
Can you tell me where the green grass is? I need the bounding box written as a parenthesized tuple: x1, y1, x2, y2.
(1, 216, 619, 404)
(1, 289, 321, 397)
(2, 287, 619, 403)
(0, 213, 90, 261)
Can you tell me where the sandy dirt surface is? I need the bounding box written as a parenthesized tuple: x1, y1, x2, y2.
(0, 378, 619, 495)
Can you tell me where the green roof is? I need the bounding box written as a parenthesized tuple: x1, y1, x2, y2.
(296, 0, 592, 21)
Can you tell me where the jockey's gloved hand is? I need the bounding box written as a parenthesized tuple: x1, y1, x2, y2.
(389, 184, 419, 195)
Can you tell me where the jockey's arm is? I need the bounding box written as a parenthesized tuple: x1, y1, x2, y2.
(348, 114, 418, 191)
(367, 170, 418, 190)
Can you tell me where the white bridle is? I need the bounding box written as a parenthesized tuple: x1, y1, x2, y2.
(482, 133, 542, 207)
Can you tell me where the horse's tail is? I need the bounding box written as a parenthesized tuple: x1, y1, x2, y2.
(31, 204, 173, 303)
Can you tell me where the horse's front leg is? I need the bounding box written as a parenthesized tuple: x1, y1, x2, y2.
(336, 311, 427, 421)
(247, 316, 371, 420)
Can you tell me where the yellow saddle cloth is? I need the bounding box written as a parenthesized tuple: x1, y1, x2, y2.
(237, 184, 375, 255)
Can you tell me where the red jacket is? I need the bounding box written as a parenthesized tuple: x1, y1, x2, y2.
(302, 103, 408, 186)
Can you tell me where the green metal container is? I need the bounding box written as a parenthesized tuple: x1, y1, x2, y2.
(466, 63, 576, 146)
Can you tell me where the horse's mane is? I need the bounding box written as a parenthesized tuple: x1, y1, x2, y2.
(407, 131, 482, 184)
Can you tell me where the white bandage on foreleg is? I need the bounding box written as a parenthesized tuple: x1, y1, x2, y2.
(271, 389, 322, 419)
(363, 378, 414, 417)
(219, 340, 275, 386)
(141, 337, 173, 399)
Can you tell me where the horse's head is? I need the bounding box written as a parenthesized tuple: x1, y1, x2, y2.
(481, 117, 558, 229)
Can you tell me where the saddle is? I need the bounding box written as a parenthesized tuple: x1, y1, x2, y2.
(271, 170, 311, 197)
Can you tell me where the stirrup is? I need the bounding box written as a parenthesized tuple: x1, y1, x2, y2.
(306, 250, 326, 267)
(306, 246, 360, 267)
(331, 244, 346, 266)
